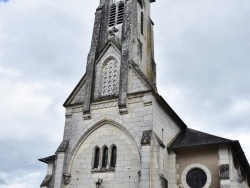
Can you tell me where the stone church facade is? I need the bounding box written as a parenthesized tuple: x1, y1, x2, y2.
(39, 0, 250, 187)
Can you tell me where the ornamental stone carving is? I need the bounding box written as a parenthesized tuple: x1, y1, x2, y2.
(63, 173, 71, 185)
(101, 59, 119, 96)
(220, 164, 229, 179)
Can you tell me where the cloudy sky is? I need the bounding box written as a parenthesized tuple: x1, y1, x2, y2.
(0, 0, 249, 187)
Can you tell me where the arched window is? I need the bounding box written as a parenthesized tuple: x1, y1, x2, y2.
(109, 3, 116, 27)
(102, 147, 108, 168)
(93, 147, 100, 169)
(110, 146, 117, 168)
(101, 59, 119, 96)
(117, 1, 124, 25)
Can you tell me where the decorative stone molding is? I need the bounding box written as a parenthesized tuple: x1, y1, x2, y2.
(72, 107, 83, 113)
(101, 59, 119, 97)
(91, 101, 118, 110)
(220, 164, 229, 179)
(119, 106, 128, 114)
(63, 173, 71, 185)
(83, 112, 91, 120)
(141, 130, 152, 145)
(128, 97, 143, 104)
(143, 94, 152, 106)
(181, 164, 211, 188)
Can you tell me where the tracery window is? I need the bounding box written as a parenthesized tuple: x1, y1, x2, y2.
(101, 59, 119, 97)
(93, 147, 100, 169)
(102, 147, 108, 168)
(110, 146, 117, 168)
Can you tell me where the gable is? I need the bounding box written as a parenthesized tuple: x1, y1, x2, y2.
(63, 74, 87, 107)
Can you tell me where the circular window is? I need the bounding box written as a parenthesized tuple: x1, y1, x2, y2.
(186, 168, 207, 188)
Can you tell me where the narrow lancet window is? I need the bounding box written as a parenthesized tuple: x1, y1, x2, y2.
(117, 1, 124, 24)
(110, 146, 117, 168)
(102, 147, 108, 168)
(141, 11, 144, 35)
(109, 4, 116, 27)
(94, 147, 100, 169)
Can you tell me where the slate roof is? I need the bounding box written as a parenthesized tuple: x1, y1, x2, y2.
(38, 155, 56, 164)
(169, 128, 233, 149)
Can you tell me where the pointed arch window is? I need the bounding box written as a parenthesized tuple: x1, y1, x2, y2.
(94, 147, 100, 169)
(102, 147, 108, 168)
(101, 59, 119, 97)
(110, 146, 117, 168)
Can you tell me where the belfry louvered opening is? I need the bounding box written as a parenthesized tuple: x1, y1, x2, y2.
(117, 1, 125, 24)
(109, 4, 116, 27)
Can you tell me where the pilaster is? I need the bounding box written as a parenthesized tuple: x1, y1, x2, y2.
(219, 144, 231, 188)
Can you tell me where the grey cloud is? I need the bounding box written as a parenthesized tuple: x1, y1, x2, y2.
(0, 179, 6, 185)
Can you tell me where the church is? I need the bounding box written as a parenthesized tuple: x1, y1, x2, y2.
(39, 0, 250, 187)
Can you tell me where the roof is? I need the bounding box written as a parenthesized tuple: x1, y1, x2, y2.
(38, 155, 56, 164)
(169, 128, 250, 183)
(169, 128, 232, 149)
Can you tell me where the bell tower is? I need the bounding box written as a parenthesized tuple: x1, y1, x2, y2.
(82, 0, 156, 118)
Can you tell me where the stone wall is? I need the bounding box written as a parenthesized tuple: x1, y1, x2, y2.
(176, 145, 220, 188)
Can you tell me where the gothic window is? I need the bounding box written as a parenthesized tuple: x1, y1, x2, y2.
(110, 146, 117, 168)
(117, 1, 125, 24)
(109, 3, 116, 27)
(93, 147, 100, 169)
(101, 59, 119, 97)
(102, 147, 108, 168)
(186, 168, 207, 188)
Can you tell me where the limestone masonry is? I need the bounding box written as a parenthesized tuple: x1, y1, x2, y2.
(39, 0, 250, 187)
